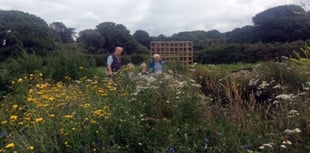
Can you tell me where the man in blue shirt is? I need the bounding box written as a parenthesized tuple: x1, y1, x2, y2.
(107, 47, 123, 75)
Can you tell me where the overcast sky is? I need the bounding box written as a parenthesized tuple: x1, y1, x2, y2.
(0, 0, 301, 36)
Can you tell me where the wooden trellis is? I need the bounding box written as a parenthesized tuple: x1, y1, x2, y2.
(150, 41, 193, 66)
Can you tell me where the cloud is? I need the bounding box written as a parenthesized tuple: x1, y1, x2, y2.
(0, 0, 301, 36)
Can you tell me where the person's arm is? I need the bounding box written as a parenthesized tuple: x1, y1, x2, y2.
(107, 55, 113, 75)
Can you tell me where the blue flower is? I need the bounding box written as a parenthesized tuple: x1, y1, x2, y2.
(244, 145, 251, 150)
(168, 146, 175, 153)
(78, 144, 84, 151)
(94, 136, 103, 147)
(204, 137, 209, 143)
(0, 131, 6, 138)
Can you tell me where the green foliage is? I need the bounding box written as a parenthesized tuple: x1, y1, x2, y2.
(129, 53, 148, 65)
(133, 30, 150, 48)
(77, 30, 106, 54)
(5, 51, 44, 76)
(252, 5, 305, 26)
(1, 62, 310, 152)
(0, 10, 60, 60)
(256, 62, 306, 90)
(50, 22, 75, 43)
(227, 5, 310, 43)
(165, 61, 187, 74)
(0, 45, 97, 97)
(44, 50, 96, 81)
(170, 30, 223, 50)
(77, 22, 148, 61)
(195, 40, 309, 64)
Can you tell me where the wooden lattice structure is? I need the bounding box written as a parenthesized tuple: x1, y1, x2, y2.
(150, 41, 193, 66)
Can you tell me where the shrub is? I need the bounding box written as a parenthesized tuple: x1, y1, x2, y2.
(44, 50, 96, 81)
(0, 51, 44, 97)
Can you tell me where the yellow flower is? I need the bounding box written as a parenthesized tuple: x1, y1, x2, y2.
(1, 120, 8, 125)
(79, 66, 84, 70)
(10, 115, 18, 121)
(17, 78, 23, 83)
(63, 115, 73, 119)
(12, 104, 18, 110)
(64, 141, 68, 145)
(35, 117, 43, 123)
(91, 120, 97, 124)
(49, 114, 55, 118)
(27, 145, 34, 150)
(27, 97, 34, 102)
(5, 143, 15, 149)
(93, 109, 104, 117)
(48, 97, 55, 101)
(80, 103, 91, 108)
(29, 74, 34, 80)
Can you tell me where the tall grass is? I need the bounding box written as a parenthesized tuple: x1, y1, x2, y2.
(0, 58, 309, 152)
(0, 49, 97, 98)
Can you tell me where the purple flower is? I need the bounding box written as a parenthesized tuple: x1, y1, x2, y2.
(204, 137, 209, 143)
(244, 145, 251, 150)
(0, 131, 6, 138)
(168, 147, 175, 153)
(78, 144, 84, 151)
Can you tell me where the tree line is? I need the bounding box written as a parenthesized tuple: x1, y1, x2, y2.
(1, 4, 310, 64)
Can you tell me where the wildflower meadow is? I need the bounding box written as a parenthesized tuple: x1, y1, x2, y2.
(1, 53, 310, 153)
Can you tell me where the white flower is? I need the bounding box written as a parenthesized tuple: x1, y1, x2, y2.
(288, 110, 299, 117)
(272, 84, 282, 89)
(273, 100, 279, 104)
(275, 94, 294, 100)
(259, 142, 273, 150)
(282, 140, 292, 145)
(303, 87, 310, 91)
(258, 146, 265, 150)
(280, 145, 287, 148)
(294, 128, 302, 133)
(258, 81, 270, 89)
(167, 69, 174, 74)
(263, 143, 273, 148)
(189, 79, 196, 83)
(192, 83, 201, 88)
(284, 128, 302, 134)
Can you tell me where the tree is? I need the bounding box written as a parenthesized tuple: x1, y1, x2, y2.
(252, 5, 310, 42)
(94, 22, 142, 54)
(133, 30, 150, 48)
(96, 22, 131, 52)
(0, 10, 59, 61)
(77, 29, 105, 54)
(50, 22, 76, 43)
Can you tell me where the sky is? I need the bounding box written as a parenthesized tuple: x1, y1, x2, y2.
(0, 0, 302, 36)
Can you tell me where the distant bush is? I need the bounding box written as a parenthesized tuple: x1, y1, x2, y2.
(44, 50, 96, 81)
(0, 49, 97, 97)
(0, 51, 45, 98)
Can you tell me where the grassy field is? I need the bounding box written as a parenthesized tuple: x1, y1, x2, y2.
(0, 59, 310, 152)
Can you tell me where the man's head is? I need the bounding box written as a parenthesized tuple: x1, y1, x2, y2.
(114, 47, 123, 56)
